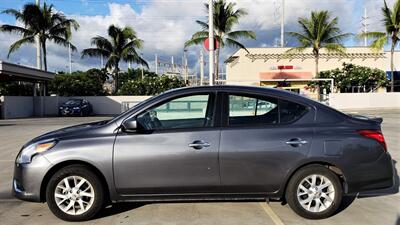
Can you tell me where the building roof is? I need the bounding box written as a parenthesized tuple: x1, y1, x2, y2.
(0, 61, 55, 82)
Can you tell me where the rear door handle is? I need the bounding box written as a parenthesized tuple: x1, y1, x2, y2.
(286, 139, 308, 147)
(189, 141, 210, 150)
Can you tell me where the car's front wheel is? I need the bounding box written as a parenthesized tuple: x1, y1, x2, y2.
(46, 165, 104, 221)
(285, 165, 342, 219)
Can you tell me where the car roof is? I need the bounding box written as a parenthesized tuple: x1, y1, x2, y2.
(164, 85, 310, 101)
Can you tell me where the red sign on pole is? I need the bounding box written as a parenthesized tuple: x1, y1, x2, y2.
(204, 38, 219, 51)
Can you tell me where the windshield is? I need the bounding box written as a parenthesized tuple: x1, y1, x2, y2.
(64, 99, 82, 105)
(108, 95, 158, 124)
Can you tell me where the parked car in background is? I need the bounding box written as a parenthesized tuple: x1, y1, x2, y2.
(13, 86, 394, 221)
(59, 99, 92, 116)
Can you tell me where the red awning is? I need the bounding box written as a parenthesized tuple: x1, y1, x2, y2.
(259, 72, 313, 80)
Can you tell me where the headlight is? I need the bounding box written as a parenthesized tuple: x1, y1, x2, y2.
(73, 107, 80, 110)
(16, 140, 57, 164)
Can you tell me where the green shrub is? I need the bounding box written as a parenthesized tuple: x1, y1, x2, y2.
(311, 63, 388, 93)
(117, 75, 186, 95)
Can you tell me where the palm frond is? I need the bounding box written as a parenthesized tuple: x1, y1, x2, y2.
(225, 38, 249, 52)
(7, 36, 35, 58)
(184, 37, 207, 48)
(227, 30, 256, 40)
(81, 48, 110, 58)
(0, 24, 32, 36)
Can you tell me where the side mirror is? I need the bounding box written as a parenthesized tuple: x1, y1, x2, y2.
(122, 119, 137, 133)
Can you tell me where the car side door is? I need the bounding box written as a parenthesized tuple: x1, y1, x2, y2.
(113, 92, 221, 195)
(219, 92, 315, 193)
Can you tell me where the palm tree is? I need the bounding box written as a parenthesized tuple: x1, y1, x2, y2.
(359, 0, 400, 92)
(287, 11, 350, 78)
(185, 0, 256, 82)
(0, 3, 79, 71)
(82, 25, 148, 93)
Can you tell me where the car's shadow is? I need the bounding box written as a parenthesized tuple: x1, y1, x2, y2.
(95, 202, 146, 219)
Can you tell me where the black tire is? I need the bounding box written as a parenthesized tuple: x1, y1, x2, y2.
(285, 165, 342, 219)
(46, 165, 104, 221)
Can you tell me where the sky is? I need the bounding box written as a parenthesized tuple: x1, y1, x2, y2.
(0, 0, 394, 74)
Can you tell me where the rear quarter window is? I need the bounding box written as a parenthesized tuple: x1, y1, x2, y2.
(279, 99, 309, 123)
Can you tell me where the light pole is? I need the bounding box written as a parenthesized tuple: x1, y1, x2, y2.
(68, 42, 72, 74)
(209, 0, 214, 86)
(36, 0, 42, 70)
(280, 0, 285, 47)
(141, 53, 144, 79)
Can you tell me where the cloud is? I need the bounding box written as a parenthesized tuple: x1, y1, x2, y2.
(0, 0, 380, 74)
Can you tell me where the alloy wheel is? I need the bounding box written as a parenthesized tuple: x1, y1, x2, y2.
(296, 174, 335, 213)
(54, 176, 95, 215)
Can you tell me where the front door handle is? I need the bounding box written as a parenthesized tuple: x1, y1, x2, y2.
(286, 139, 308, 147)
(189, 141, 210, 150)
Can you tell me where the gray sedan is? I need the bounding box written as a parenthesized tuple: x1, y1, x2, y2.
(13, 86, 394, 221)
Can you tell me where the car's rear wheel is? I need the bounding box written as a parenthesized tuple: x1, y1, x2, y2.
(46, 165, 104, 221)
(286, 165, 342, 219)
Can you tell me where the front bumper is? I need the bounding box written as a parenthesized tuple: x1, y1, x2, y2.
(13, 154, 53, 202)
(345, 152, 395, 193)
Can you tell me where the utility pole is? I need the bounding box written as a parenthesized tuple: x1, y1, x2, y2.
(36, 0, 42, 70)
(141, 53, 144, 79)
(280, 0, 285, 47)
(68, 43, 72, 74)
(209, 0, 214, 86)
(184, 49, 188, 83)
(171, 56, 175, 73)
(200, 50, 204, 86)
(362, 7, 369, 47)
(155, 54, 158, 75)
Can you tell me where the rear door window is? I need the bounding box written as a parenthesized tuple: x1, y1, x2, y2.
(228, 95, 279, 126)
(279, 99, 309, 123)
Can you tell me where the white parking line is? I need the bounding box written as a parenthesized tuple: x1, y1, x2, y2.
(259, 202, 285, 225)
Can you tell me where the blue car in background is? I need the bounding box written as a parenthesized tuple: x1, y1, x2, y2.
(59, 99, 92, 116)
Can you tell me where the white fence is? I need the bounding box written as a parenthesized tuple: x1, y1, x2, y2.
(329, 93, 400, 110)
(1, 93, 400, 119)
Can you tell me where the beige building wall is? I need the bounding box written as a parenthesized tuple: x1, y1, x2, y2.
(225, 47, 398, 86)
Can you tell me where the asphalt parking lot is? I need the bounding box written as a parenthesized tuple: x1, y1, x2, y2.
(0, 110, 399, 225)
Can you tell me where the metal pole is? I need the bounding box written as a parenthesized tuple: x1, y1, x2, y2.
(68, 43, 72, 74)
(364, 8, 368, 47)
(141, 53, 144, 79)
(36, 0, 42, 70)
(280, 0, 285, 47)
(200, 50, 204, 86)
(184, 49, 188, 83)
(155, 54, 158, 75)
(209, 0, 214, 86)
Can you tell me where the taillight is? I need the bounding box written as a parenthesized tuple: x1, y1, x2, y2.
(357, 130, 387, 151)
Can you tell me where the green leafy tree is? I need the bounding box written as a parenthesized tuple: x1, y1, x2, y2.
(359, 0, 400, 92)
(48, 70, 106, 96)
(118, 75, 186, 96)
(118, 68, 158, 89)
(312, 63, 388, 93)
(82, 25, 148, 93)
(185, 0, 256, 81)
(287, 11, 351, 77)
(0, 82, 34, 96)
(0, 2, 79, 71)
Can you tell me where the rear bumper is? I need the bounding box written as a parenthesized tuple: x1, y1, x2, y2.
(345, 152, 395, 194)
(12, 155, 52, 202)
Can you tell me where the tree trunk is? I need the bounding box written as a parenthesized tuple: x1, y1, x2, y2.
(390, 42, 395, 92)
(114, 65, 119, 94)
(315, 53, 319, 78)
(42, 41, 47, 71)
(215, 47, 220, 84)
(315, 52, 321, 101)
